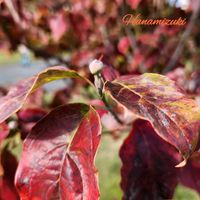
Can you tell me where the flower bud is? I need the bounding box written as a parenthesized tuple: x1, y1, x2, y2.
(89, 59, 104, 74)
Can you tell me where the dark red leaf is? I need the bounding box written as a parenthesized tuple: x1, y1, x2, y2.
(17, 108, 47, 139)
(15, 103, 101, 200)
(0, 178, 19, 200)
(50, 88, 71, 108)
(18, 109, 47, 124)
(179, 159, 200, 193)
(0, 87, 7, 97)
(120, 119, 179, 199)
(0, 149, 19, 200)
(0, 122, 9, 143)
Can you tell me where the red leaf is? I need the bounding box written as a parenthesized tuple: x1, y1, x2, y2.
(179, 159, 200, 193)
(17, 108, 47, 139)
(0, 179, 19, 200)
(50, 88, 71, 108)
(0, 87, 7, 97)
(166, 68, 185, 89)
(90, 100, 107, 117)
(0, 66, 92, 124)
(0, 122, 9, 143)
(69, 13, 91, 42)
(102, 65, 120, 81)
(126, 0, 142, 9)
(104, 73, 200, 163)
(90, 100, 121, 131)
(71, 50, 93, 67)
(15, 103, 101, 200)
(0, 149, 19, 200)
(23, 89, 44, 109)
(49, 13, 68, 42)
(18, 109, 47, 123)
(120, 119, 179, 199)
(118, 37, 130, 54)
(138, 33, 159, 47)
(130, 50, 144, 71)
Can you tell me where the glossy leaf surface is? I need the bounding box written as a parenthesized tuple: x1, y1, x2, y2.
(105, 73, 200, 161)
(0, 66, 91, 124)
(15, 103, 101, 200)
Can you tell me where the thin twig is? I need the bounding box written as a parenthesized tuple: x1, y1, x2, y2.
(4, 0, 21, 26)
(101, 93, 124, 125)
(125, 25, 138, 50)
(121, 0, 147, 72)
(122, 0, 138, 51)
(163, 1, 200, 74)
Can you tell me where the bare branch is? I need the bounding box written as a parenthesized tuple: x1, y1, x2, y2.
(4, 0, 21, 26)
(163, 1, 200, 74)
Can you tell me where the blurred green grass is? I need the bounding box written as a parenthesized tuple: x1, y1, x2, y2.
(96, 134, 200, 200)
(0, 52, 21, 65)
(96, 134, 124, 200)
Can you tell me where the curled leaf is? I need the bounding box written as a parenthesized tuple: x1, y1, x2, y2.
(104, 73, 200, 162)
(0, 66, 92, 124)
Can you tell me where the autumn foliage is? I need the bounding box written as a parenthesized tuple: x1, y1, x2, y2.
(0, 0, 200, 200)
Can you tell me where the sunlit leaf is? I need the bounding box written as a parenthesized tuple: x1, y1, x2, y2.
(0, 66, 92, 124)
(104, 73, 200, 161)
(15, 103, 101, 200)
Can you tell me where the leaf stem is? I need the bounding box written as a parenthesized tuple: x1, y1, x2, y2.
(101, 92, 124, 125)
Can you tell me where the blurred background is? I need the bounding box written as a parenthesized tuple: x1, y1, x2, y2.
(0, 0, 200, 199)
